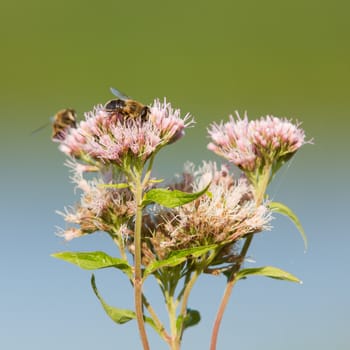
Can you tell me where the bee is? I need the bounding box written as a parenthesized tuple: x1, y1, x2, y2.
(51, 108, 77, 141)
(104, 87, 149, 120)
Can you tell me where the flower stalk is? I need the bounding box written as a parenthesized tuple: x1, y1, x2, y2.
(167, 294, 180, 350)
(133, 170, 150, 350)
(209, 234, 254, 350)
(208, 113, 308, 349)
(209, 171, 268, 350)
(177, 269, 200, 341)
(209, 161, 273, 350)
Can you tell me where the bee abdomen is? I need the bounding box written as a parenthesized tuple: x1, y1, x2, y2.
(104, 99, 126, 112)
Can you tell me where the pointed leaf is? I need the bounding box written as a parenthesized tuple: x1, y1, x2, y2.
(144, 245, 216, 277)
(52, 251, 132, 277)
(236, 266, 301, 283)
(142, 183, 211, 208)
(91, 275, 157, 330)
(91, 274, 135, 324)
(269, 201, 307, 250)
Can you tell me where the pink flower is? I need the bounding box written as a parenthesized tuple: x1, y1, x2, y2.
(149, 98, 193, 144)
(57, 100, 193, 168)
(208, 112, 310, 174)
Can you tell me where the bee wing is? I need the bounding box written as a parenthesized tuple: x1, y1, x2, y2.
(110, 87, 130, 100)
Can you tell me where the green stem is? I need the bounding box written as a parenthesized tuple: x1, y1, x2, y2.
(133, 174, 150, 350)
(169, 298, 180, 350)
(177, 269, 200, 342)
(142, 295, 172, 344)
(254, 163, 272, 205)
(112, 236, 127, 261)
(142, 153, 157, 188)
(163, 287, 179, 350)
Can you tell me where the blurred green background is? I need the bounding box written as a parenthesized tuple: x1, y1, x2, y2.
(1, 1, 349, 349)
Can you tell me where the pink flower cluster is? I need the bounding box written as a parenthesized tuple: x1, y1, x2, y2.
(208, 112, 308, 172)
(58, 99, 192, 167)
(142, 162, 271, 259)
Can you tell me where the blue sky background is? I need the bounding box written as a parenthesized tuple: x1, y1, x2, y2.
(1, 1, 349, 349)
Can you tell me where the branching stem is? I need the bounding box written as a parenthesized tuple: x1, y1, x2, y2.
(133, 174, 150, 350)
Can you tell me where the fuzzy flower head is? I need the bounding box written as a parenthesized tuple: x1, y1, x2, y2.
(208, 112, 310, 177)
(58, 99, 193, 169)
(56, 160, 135, 241)
(144, 162, 272, 261)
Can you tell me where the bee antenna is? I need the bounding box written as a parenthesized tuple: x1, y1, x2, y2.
(31, 122, 50, 135)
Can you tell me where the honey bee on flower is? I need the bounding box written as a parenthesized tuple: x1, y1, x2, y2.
(104, 87, 150, 121)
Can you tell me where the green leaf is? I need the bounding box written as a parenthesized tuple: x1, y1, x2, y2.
(91, 275, 157, 330)
(99, 183, 129, 189)
(51, 251, 132, 277)
(91, 274, 136, 324)
(149, 178, 164, 184)
(236, 266, 301, 283)
(182, 308, 201, 330)
(144, 245, 216, 278)
(142, 182, 211, 208)
(269, 201, 307, 250)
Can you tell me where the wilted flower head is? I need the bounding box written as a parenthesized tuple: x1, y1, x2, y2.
(57, 99, 193, 169)
(208, 112, 310, 176)
(144, 162, 272, 261)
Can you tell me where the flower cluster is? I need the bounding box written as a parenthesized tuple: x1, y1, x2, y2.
(56, 160, 135, 241)
(141, 162, 272, 262)
(208, 112, 309, 174)
(58, 99, 193, 168)
(52, 92, 311, 350)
